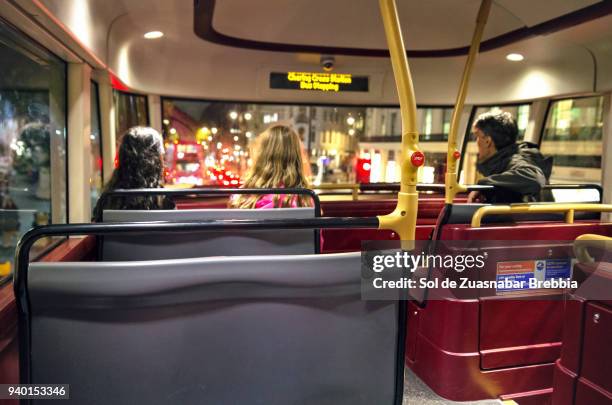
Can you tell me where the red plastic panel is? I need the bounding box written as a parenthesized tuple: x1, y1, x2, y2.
(0, 336, 18, 405)
(320, 226, 433, 253)
(321, 198, 447, 223)
(575, 378, 611, 405)
(552, 360, 577, 405)
(175, 197, 229, 209)
(559, 297, 586, 373)
(0, 284, 18, 405)
(480, 300, 563, 369)
(405, 301, 420, 362)
(0, 284, 16, 344)
(418, 297, 479, 353)
(581, 302, 612, 395)
(409, 221, 612, 401)
(408, 331, 555, 401)
(39, 236, 96, 262)
(321, 199, 398, 217)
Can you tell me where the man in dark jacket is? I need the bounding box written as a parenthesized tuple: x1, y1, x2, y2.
(467, 112, 553, 204)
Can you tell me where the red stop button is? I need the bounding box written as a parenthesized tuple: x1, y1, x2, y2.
(411, 151, 425, 167)
(453, 150, 461, 160)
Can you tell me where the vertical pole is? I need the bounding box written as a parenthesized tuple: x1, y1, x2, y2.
(377, 0, 423, 243)
(445, 0, 492, 204)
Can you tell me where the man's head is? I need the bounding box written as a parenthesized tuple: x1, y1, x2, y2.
(472, 111, 518, 161)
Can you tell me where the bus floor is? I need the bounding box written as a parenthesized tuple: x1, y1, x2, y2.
(404, 368, 503, 405)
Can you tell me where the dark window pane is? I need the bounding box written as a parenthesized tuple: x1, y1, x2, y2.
(541, 96, 603, 184)
(114, 91, 148, 144)
(90, 82, 102, 215)
(0, 19, 67, 279)
(161, 99, 453, 185)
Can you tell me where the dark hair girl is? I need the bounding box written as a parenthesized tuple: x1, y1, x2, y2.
(93, 126, 174, 219)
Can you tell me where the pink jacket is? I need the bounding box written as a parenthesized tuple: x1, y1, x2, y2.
(254, 194, 300, 209)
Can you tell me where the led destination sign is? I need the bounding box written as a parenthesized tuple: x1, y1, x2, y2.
(270, 72, 369, 93)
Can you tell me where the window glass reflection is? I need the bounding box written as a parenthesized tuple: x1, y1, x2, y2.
(0, 19, 67, 279)
(114, 91, 148, 145)
(161, 99, 452, 186)
(90, 82, 102, 215)
(541, 96, 603, 184)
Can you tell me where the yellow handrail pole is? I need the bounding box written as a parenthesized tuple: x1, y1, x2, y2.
(574, 233, 612, 263)
(471, 204, 612, 228)
(445, 0, 492, 204)
(377, 0, 423, 244)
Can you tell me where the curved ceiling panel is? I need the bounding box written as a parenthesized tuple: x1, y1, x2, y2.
(212, 0, 520, 50)
(32, 0, 612, 102)
(196, 0, 610, 57)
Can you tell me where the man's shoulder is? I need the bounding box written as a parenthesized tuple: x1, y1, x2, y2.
(511, 142, 544, 163)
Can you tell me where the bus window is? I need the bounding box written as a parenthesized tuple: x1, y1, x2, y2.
(0, 19, 67, 278)
(114, 90, 149, 145)
(162, 99, 362, 185)
(161, 98, 452, 186)
(360, 106, 452, 184)
(540, 96, 604, 185)
(90, 81, 103, 215)
(460, 104, 530, 185)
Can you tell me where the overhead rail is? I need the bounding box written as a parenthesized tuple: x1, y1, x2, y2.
(377, 0, 423, 242)
(470, 203, 612, 228)
(445, 0, 492, 204)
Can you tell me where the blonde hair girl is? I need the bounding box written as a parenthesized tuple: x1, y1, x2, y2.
(230, 125, 312, 209)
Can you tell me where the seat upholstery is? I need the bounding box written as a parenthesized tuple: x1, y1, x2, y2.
(27, 252, 400, 405)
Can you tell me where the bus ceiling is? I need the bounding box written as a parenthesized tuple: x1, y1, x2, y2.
(11, 0, 612, 103)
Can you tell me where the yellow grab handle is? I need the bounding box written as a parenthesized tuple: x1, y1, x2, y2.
(574, 234, 612, 263)
(471, 204, 612, 228)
